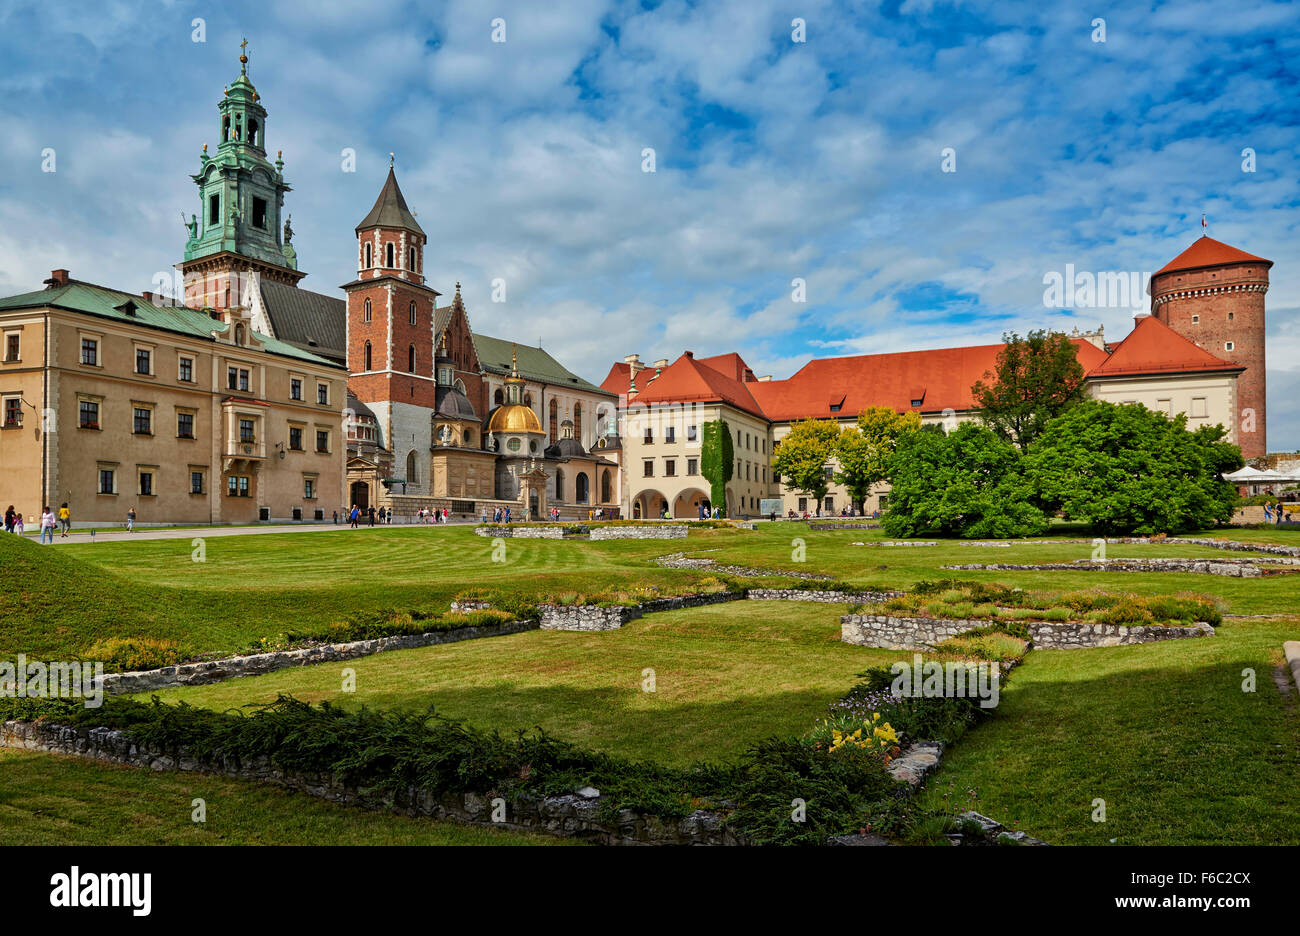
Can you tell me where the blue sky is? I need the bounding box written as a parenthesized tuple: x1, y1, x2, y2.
(1, 0, 1297, 448)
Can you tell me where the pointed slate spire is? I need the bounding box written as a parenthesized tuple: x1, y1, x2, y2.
(355, 166, 425, 237)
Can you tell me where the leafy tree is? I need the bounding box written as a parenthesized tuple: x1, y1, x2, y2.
(972, 330, 1088, 451)
(835, 407, 922, 513)
(1024, 400, 1243, 535)
(882, 422, 1048, 538)
(772, 419, 841, 514)
(700, 419, 734, 517)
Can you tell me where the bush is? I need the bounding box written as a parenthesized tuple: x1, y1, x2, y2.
(85, 637, 187, 672)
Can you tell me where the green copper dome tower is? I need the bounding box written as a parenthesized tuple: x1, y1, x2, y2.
(182, 40, 304, 310)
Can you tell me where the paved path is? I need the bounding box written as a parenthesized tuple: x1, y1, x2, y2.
(6, 520, 475, 545)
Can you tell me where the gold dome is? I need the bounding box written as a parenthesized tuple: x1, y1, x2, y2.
(488, 403, 543, 434)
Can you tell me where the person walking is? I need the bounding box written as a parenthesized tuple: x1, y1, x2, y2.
(126, 506, 136, 532)
(39, 506, 56, 544)
(349, 504, 359, 528)
(58, 503, 71, 537)
(367, 506, 376, 527)
(13, 511, 24, 536)
(4, 505, 14, 533)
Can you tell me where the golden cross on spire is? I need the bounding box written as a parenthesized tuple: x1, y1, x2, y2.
(240, 37, 248, 54)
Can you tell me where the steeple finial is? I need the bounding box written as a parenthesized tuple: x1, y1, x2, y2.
(239, 38, 249, 73)
(511, 343, 519, 377)
(389, 152, 395, 168)
(1201, 213, 1208, 237)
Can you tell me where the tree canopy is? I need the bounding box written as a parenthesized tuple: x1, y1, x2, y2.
(835, 407, 922, 513)
(772, 419, 840, 512)
(1024, 400, 1243, 534)
(972, 329, 1088, 451)
(882, 422, 1049, 538)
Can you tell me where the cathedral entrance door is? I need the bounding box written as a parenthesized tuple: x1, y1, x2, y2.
(351, 481, 370, 510)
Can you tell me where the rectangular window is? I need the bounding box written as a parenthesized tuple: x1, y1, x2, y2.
(290, 378, 303, 401)
(239, 418, 256, 443)
(99, 469, 116, 495)
(1191, 397, 1208, 419)
(2, 397, 21, 427)
(191, 471, 205, 495)
(139, 471, 154, 496)
(239, 369, 249, 392)
(209, 194, 220, 226)
(177, 412, 195, 438)
(227, 367, 249, 391)
(252, 197, 267, 229)
(81, 338, 98, 365)
(178, 356, 194, 382)
(665, 426, 676, 443)
(317, 383, 329, 405)
(289, 427, 303, 451)
(315, 430, 329, 453)
(687, 457, 698, 475)
(135, 348, 151, 375)
(824, 496, 834, 513)
(304, 478, 316, 499)
(133, 407, 152, 435)
(665, 459, 676, 477)
(643, 428, 653, 444)
(4, 334, 19, 362)
(798, 497, 807, 512)
(227, 475, 251, 497)
(687, 425, 698, 442)
(79, 400, 99, 429)
(643, 460, 654, 477)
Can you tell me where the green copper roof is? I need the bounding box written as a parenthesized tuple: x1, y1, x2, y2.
(0, 280, 342, 368)
(471, 332, 613, 396)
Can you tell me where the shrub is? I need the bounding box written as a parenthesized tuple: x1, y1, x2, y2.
(85, 637, 187, 672)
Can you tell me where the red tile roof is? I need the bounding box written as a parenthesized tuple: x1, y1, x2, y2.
(1087, 314, 1242, 378)
(747, 339, 1110, 422)
(1155, 236, 1271, 276)
(624, 351, 768, 419)
(600, 361, 635, 396)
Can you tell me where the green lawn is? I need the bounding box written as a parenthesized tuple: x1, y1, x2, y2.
(0, 749, 574, 846)
(4, 521, 1299, 845)
(136, 600, 902, 766)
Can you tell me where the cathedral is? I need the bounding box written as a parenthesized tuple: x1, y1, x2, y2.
(182, 49, 623, 520)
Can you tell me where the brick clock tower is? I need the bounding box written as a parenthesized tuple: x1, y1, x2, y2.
(1150, 235, 1272, 460)
(181, 43, 304, 311)
(344, 164, 443, 494)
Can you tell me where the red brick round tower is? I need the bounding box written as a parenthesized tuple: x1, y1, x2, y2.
(1149, 236, 1272, 459)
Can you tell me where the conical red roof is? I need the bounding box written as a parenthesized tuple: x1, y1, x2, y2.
(1155, 236, 1269, 276)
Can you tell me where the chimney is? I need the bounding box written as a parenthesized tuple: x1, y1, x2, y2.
(141, 291, 156, 305)
(44, 269, 70, 288)
(653, 359, 669, 369)
(683, 350, 694, 359)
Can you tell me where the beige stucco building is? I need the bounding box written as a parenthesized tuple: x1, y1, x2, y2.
(0, 271, 346, 527)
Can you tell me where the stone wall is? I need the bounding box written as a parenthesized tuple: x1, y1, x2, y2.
(0, 720, 738, 846)
(99, 620, 539, 696)
(942, 558, 1268, 577)
(473, 525, 566, 538)
(589, 525, 688, 540)
(746, 588, 902, 604)
(840, 613, 1214, 651)
(539, 591, 744, 631)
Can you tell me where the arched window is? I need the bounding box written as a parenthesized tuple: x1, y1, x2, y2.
(409, 246, 416, 270)
(494, 388, 504, 405)
(549, 399, 559, 442)
(364, 243, 372, 268)
(408, 345, 416, 372)
(555, 468, 565, 501)
(576, 472, 589, 504)
(601, 469, 611, 503)
(248, 119, 259, 147)
(363, 341, 372, 371)
(363, 298, 372, 322)
(406, 450, 417, 483)
(409, 301, 417, 325)
(454, 378, 467, 395)
(386, 243, 394, 268)
(573, 402, 583, 443)
(464, 429, 474, 447)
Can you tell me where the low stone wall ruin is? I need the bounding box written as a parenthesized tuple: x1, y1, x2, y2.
(840, 612, 1214, 651)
